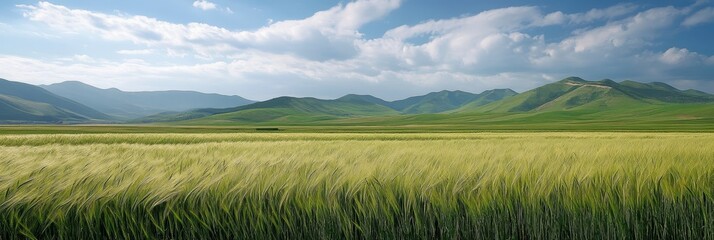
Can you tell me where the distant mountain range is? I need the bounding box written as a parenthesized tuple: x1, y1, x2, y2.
(1, 77, 713, 127)
(41, 81, 254, 119)
(147, 77, 714, 126)
(134, 89, 518, 123)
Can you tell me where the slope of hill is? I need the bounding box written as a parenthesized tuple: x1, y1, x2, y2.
(463, 77, 714, 113)
(0, 78, 110, 123)
(139, 96, 400, 124)
(388, 90, 479, 114)
(0, 94, 89, 123)
(339, 89, 517, 114)
(451, 89, 519, 112)
(41, 81, 254, 119)
(377, 89, 514, 114)
(140, 89, 517, 123)
(189, 96, 400, 124)
(314, 102, 714, 131)
(336, 94, 392, 106)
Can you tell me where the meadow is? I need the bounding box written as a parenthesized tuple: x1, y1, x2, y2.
(1, 132, 713, 239)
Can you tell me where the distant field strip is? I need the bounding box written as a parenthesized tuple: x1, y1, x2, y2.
(0, 132, 708, 146)
(1, 133, 713, 239)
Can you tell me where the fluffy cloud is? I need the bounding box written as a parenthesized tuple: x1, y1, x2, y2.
(639, 47, 714, 85)
(367, 4, 689, 77)
(192, 0, 216, 11)
(660, 48, 700, 65)
(18, 0, 401, 60)
(559, 6, 682, 53)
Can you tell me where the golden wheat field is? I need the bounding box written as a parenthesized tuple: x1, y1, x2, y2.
(1, 132, 713, 239)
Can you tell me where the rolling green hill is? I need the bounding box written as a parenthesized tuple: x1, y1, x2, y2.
(163, 77, 714, 129)
(390, 89, 517, 114)
(41, 81, 254, 119)
(141, 89, 517, 123)
(338, 89, 517, 114)
(139, 96, 400, 124)
(462, 77, 714, 113)
(0, 78, 110, 123)
(388, 90, 479, 113)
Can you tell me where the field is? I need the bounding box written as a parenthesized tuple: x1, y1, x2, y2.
(1, 132, 714, 239)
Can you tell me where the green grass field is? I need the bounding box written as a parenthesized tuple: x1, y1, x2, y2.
(1, 132, 713, 239)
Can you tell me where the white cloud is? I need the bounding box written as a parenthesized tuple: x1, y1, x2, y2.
(71, 54, 93, 62)
(660, 48, 695, 65)
(192, 0, 234, 14)
(383, 7, 547, 40)
(682, 7, 714, 26)
(565, 7, 681, 53)
(658, 47, 713, 65)
(528, 5, 686, 74)
(192, 0, 216, 11)
(117, 49, 155, 55)
(567, 3, 639, 24)
(370, 6, 554, 75)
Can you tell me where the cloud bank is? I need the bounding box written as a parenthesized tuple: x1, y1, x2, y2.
(3, 1, 713, 100)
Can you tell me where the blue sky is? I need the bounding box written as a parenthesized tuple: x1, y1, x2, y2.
(1, 0, 713, 100)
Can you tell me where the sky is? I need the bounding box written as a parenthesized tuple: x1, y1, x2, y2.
(0, 0, 713, 101)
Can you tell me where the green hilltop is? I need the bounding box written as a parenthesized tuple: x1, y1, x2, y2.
(465, 77, 714, 113)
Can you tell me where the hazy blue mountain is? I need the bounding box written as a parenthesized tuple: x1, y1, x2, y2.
(0, 78, 110, 123)
(42, 81, 254, 119)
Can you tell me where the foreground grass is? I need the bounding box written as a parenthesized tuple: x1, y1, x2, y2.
(0, 133, 713, 239)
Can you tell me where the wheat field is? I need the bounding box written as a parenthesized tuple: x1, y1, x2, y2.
(0, 133, 713, 239)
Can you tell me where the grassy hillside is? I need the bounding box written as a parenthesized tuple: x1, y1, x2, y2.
(386, 89, 516, 114)
(193, 97, 399, 124)
(142, 96, 400, 124)
(336, 94, 392, 106)
(0, 94, 88, 123)
(462, 77, 714, 113)
(166, 77, 713, 129)
(451, 89, 518, 111)
(42, 81, 254, 119)
(388, 90, 479, 113)
(144, 89, 517, 124)
(0, 78, 110, 122)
